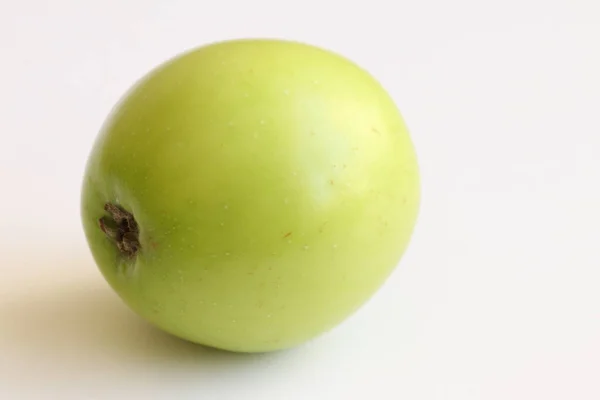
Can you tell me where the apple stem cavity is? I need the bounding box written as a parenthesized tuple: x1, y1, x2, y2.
(98, 203, 141, 258)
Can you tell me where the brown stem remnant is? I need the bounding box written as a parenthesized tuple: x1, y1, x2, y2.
(99, 203, 141, 258)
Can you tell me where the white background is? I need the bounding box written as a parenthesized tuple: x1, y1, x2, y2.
(1, 1, 599, 399)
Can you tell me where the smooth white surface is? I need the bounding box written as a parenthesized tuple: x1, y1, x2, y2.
(1, 1, 599, 399)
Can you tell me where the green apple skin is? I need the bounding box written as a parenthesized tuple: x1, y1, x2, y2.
(81, 38, 420, 353)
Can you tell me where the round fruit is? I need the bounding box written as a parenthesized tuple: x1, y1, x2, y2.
(81, 38, 420, 353)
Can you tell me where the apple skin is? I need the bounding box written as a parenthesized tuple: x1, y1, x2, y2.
(81, 38, 420, 353)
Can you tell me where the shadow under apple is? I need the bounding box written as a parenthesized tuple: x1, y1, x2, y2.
(0, 252, 293, 386)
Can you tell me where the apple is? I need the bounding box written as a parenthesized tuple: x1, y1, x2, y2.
(81, 38, 420, 353)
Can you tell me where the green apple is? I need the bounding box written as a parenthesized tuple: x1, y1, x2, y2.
(81, 38, 420, 353)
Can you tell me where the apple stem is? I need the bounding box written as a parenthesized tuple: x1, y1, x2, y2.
(98, 203, 141, 258)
